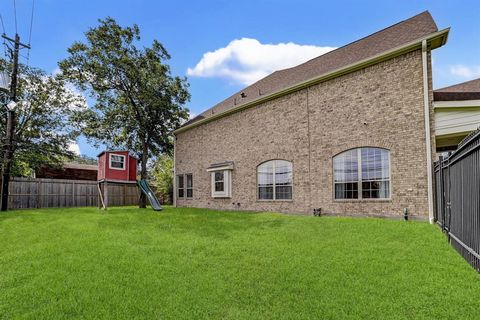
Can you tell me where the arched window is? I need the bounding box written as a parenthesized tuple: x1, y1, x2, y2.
(333, 148, 390, 200)
(257, 160, 293, 200)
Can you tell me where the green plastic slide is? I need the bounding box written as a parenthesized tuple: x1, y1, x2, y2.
(137, 180, 162, 211)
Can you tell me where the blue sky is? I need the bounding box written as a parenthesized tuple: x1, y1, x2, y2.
(1, 0, 479, 157)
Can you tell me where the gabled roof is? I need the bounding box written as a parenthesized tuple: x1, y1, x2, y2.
(178, 11, 448, 133)
(434, 78, 480, 101)
(97, 150, 139, 159)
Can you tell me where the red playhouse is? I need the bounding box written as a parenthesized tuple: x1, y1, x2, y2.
(97, 150, 162, 210)
(97, 150, 138, 183)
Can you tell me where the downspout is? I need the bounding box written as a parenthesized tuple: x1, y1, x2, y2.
(173, 135, 177, 207)
(422, 39, 434, 224)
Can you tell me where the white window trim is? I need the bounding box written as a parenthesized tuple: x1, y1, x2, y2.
(210, 169, 232, 198)
(257, 160, 293, 201)
(185, 173, 193, 199)
(177, 174, 185, 199)
(333, 148, 391, 201)
(109, 154, 126, 170)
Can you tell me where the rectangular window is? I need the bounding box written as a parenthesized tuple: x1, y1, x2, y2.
(110, 154, 125, 170)
(186, 174, 193, 198)
(214, 171, 224, 192)
(210, 170, 231, 198)
(177, 175, 184, 199)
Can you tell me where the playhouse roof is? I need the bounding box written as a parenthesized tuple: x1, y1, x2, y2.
(97, 150, 139, 159)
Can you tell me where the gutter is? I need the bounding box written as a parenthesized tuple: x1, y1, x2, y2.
(422, 39, 435, 224)
(173, 138, 177, 207)
(175, 28, 450, 135)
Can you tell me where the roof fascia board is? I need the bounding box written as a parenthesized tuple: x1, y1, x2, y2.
(175, 28, 450, 134)
(434, 99, 480, 108)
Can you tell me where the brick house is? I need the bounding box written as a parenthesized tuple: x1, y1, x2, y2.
(174, 11, 450, 220)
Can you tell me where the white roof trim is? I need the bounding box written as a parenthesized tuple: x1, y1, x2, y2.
(207, 164, 234, 172)
(434, 100, 480, 108)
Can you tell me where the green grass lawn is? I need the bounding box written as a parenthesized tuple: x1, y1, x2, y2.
(0, 206, 479, 319)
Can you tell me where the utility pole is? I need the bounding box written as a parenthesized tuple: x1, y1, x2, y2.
(0, 34, 30, 211)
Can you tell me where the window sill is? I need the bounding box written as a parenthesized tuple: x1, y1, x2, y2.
(256, 199, 293, 203)
(333, 198, 392, 203)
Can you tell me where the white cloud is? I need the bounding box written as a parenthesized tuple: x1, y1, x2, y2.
(450, 65, 480, 78)
(68, 141, 81, 155)
(51, 67, 88, 112)
(187, 38, 336, 85)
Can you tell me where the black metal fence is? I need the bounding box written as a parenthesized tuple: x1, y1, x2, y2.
(434, 128, 480, 271)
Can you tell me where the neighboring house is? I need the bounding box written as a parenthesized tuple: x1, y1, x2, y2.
(174, 11, 450, 220)
(36, 163, 98, 181)
(433, 78, 480, 152)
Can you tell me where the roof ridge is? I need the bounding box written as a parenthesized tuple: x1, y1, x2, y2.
(277, 11, 435, 73)
(183, 11, 443, 130)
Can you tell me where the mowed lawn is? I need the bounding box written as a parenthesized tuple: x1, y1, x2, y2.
(0, 207, 479, 319)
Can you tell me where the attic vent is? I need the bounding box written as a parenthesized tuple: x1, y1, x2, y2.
(240, 92, 247, 98)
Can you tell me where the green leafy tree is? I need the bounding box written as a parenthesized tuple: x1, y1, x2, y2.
(152, 154, 173, 204)
(59, 17, 190, 208)
(0, 60, 86, 177)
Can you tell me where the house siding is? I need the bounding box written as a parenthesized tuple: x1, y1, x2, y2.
(175, 49, 434, 217)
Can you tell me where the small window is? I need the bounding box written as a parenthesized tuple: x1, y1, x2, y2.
(333, 147, 390, 200)
(210, 170, 231, 198)
(186, 174, 193, 198)
(177, 175, 185, 199)
(214, 172, 224, 192)
(257, 160, 293, 200)
(110, 154, 125, 170)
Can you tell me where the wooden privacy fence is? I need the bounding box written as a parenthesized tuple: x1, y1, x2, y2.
(8, 177, 139, 209)
(434, 127, 480, 272)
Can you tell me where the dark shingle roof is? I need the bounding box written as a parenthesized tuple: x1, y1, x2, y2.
(183, 11, 440, 128)
(434, 78, 480, 101)
(63, 163, 98, 171)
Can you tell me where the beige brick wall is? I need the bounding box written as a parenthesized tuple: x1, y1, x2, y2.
(175, 49, 433, 217)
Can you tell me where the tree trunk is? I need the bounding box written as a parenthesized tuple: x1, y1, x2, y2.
(139, 139, 148, 208)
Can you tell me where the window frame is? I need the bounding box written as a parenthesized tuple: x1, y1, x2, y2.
(109, 154, 126, 170)
(256, 159, 293, 202)
(186, 174, 193, 199)
(177, 174, 193, 200)
(210, 169, 232, 198)
(177, 174, 185, 199)
(333, 147, 391, 201)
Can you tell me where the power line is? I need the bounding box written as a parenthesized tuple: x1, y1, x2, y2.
(0, 13, 5, 34)
(28, 0, 35, 45)
(26, 0, 35, 65)
(13, 0, 17, 34)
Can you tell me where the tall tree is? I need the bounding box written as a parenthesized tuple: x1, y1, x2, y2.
(152, 154, 174, 205)
(59, 18, 190, 208)
(0, 60, 86, 177)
